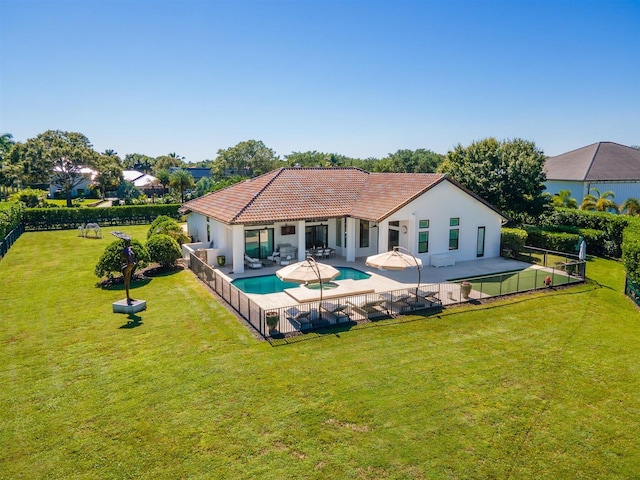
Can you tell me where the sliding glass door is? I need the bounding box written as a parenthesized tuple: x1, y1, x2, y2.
(245, 228, 274, 259)
(305, 225, 328, 249)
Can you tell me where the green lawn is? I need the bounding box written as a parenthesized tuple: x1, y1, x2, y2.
(1, 227, 639, 479)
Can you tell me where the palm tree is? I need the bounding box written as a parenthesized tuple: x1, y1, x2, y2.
(156, 168, 171, 195)
(553, 189, 578, 209)
(169, 169, 194, 203)
(580, 188, 619, 213)
(621, 197, 640, 216)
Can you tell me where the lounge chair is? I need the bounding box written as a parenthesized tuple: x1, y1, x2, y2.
(347, 296, 387, 320)
(244, 254, 263, 269)
(416, 289, 442, 307)
(320, 302, 350, 323)
(285, 307, 312, 329)
(379, 292, 412, 315)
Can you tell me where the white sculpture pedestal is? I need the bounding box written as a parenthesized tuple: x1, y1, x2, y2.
(112, 299, 147, 314)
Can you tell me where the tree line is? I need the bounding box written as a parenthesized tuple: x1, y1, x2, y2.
(2, 130, 638, 222)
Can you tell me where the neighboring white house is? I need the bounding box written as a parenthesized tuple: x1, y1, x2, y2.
(180, 167, 507, 274)
(544, 142, 640, 206)
(123, 170, 159, 196)
(49, 166, 97, 198)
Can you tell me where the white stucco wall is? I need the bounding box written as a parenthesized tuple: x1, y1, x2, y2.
(382, 180, 504, 265)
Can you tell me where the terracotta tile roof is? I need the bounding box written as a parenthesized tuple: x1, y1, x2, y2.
(181, 168, 457, 224)
(545, 142, 640, 181)
(350, 173, 445, 221)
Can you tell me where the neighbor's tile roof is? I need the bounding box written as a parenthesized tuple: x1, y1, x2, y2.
(545, 142, 640, 181)
(181, 168, 451, 224)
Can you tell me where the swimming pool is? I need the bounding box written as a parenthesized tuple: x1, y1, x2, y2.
(232, 267, 371, 294)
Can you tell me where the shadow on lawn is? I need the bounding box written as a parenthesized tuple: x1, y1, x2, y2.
(119, 313, 143, 329)
(99, 277, 152, 291)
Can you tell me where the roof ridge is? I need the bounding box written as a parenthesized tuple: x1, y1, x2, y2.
(584, 142, 602, 180)
(229, 168, 284, 224)
(547, 142, 600, 159)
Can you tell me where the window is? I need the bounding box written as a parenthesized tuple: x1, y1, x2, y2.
(336, 218, 342, 247)
(418, 231, 429, 253)
(418, 219, 429, 253)
(359, 221, 369, 248)
(450, 217, 459, 227)
(449, 229, 459, 250)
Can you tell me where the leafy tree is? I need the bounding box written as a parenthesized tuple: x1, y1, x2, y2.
(580, 188, 619, 213)
(212, 140, 279, 177)
(116, 180, 142, 201)
(375, 149, 444, 173)
(0, 134, 17, 200)
(169, 169, 194, 203)
(94, 238, 150, 279)
(621, 198, 640, 216)
(194, 176, 214, 197)
(147, 233, 182, 268)
(124, 153, 155, 173)
(20, 130, 99, 207)
(438, 137, 548, 219)
(552, 189, 578, 209)
(94, 153, 123, 200)
(154, 154, 184, 173)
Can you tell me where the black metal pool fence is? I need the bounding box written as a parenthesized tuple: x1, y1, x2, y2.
(189, 247, 586, 339)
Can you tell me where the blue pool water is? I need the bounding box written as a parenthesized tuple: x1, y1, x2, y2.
(232, 267, 371, 294)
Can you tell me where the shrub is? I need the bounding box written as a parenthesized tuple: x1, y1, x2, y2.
(9, 188, 48, 208)
(147, 234, 182, 268)
(95, 238, 150, 279)
(147, 218, 189, 245)
(147, 215, 174, 238)
(501, 228, 527, 254)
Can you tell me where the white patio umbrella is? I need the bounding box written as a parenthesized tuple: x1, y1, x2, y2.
(276, 258, 340, 284)
(365, 246, 423, 295)
(276, 257, 340, 322)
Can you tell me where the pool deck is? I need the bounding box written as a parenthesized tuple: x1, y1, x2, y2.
(215, 256, 531, 310)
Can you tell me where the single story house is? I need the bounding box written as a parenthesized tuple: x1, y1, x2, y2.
(49, 166, 97, 198)
(123, 170, 159, 196)
(180, 167, 507, 273)
(544, 142, 640, 206)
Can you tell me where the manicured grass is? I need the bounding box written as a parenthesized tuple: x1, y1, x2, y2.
(1, 228, 639, 478)
(46, 198, 101, 207)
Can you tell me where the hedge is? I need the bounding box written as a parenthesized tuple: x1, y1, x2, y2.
(23, 204, 182, 230)
(538, 209, 628, 256)
(500, 228, 527, 254)
(523, 227, 581, 253)
(622, 217, 640, 284)
(0, 202, 25, 238)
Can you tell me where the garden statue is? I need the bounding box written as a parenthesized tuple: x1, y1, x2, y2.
(111, 231, 146, 314)
(120, 237, 136, 304)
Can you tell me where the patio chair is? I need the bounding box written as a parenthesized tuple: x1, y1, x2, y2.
(320, 302, 350, 323)
(416, 289, 441, 307)
(285, 307, 312, 329)
(379, 292, 412, 315)
(347, 296, 387, 320)
(244, 253, 263, 269)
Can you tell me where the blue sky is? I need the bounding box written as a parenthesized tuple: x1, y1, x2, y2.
(1, 0, 639, 161)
